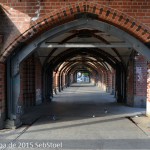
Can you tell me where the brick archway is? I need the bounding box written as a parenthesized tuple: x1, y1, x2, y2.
(1, 2, 150, 130)
(1, 1, 150, 62)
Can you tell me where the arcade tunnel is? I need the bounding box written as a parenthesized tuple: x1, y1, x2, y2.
(4, 16, 148, 128)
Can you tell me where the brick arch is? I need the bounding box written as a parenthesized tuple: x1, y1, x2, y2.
(1, 1, 150, 62)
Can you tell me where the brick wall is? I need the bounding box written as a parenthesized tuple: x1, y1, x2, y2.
(0, 63, 5, 129)
(0, 0, 150, 61)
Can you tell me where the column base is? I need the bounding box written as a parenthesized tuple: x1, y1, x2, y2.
(133, 96, 146, 108)
(106, 87, 112, 93)
(127, 96, 146, 108)
(5, 117, 22, 129)
(111, 89, 115, 95)
(53, 89, 56, 95)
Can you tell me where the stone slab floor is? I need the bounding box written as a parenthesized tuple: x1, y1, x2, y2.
(0, 83, 150, 150)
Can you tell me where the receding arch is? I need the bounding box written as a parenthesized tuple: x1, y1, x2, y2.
(1, 2, 150, 62)
(8, 18, 150, 78)
(49, 48, 118, 71)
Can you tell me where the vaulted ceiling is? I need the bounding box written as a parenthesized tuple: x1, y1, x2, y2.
(36, 28, 132, 72)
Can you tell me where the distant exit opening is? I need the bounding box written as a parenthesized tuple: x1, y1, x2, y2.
(76, 71, 90, 83)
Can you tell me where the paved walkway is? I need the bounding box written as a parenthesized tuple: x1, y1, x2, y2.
(0, 83, 150, 150)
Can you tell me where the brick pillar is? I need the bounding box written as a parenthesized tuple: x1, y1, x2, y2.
(70, 73, 73, 84)
(111, 71, 115, 95)
(61, 73, 64, 89)
(65, 74, 68, 87)
(127, 54, 147, 107)
(35, 58, 42, 105)
(63, 72, 66, 88)
(103, 72, 107, 91)
(96, 69, 102, 89)
(57, 72, 61, 92)
(147, 63, 150, 116)
(134, 55, 147, 107)
(106, 71, 112, 93)
(0, 63, 5, 129)
(53, 72, 57, 95)
(126, 56, 134, 106)
(55, 72, 59, 92)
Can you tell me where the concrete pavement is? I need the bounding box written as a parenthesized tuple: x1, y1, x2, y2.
(0, 83, 150, 150)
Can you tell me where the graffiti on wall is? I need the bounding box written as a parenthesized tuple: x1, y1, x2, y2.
(136, 67, 143, 82)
